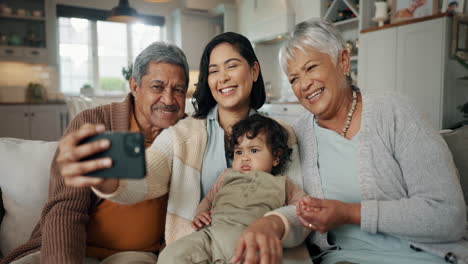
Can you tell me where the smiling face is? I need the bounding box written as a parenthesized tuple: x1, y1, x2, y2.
(207, 43, 259, 112)
(131, 61, 186, 130)
(232, 132, 279, 174)
(287, 47, 350, 121)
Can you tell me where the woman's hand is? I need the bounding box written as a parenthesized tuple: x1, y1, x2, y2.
(191, 211, 212, 230)
(57, 123, 118, 193)
(296, 196, 361, 233)
(230, 215, 284, 264)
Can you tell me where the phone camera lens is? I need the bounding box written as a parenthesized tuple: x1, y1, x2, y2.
(124, 133, 142, 157)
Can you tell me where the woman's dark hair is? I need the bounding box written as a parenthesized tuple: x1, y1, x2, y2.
(227, 114, 292, 175)
(192, 32, 266, 119)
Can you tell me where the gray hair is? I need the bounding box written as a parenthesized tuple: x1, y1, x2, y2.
(279, 19, 345, 74)
(132, 41, 189, 89)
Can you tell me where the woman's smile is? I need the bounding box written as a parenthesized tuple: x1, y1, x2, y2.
(219, 86, 237, 95)
(306, 87, 325, 103)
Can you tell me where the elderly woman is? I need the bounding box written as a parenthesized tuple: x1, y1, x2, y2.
(269, 19, 467, 264)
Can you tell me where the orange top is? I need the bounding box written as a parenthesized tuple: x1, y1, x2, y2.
(86, 107, 167, 260)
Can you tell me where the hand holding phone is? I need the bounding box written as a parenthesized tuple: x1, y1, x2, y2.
(57, 124, 117, 192)
(80, 132, 146, 179)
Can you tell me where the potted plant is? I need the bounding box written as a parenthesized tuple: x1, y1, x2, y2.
(122, 63, 133, 81)
(25, 82, 47, 103)
(80, 83, 94, 96)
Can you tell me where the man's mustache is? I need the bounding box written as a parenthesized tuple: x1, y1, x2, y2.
(154, 105, 178, 112)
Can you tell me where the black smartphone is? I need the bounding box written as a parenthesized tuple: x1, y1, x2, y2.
(80, 132, 146, 179)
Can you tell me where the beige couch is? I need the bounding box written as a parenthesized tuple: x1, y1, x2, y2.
(1, 126, 467, 259)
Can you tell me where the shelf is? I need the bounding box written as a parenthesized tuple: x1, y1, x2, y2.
(350, 55, 358, 61)
(342, 0, 359, 15)
(324, 0, 359, 24)
(0, 14, 46, 21)
(0, 45, 46, 49)
(361, 13, 448, 34)
(334, 17, 359, 26)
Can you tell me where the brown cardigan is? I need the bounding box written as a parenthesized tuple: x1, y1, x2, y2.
(1, 94, 135, 264)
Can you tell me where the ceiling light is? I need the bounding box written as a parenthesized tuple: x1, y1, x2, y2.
(108, 0, 139, 23)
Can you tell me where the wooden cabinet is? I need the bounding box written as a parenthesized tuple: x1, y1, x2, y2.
(0, 0, 56, 64)
(0, 104, 68, 141)
(357, 27, 397, 94)
(358, 17, 468, 129)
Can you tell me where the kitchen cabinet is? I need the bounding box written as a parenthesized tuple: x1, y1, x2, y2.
(358, 16, 468, 129)
(0, 104, 68, 141)
(322, 0, 360, 83)
(0, 0, 56, 65)
(323, 0, 359, 26)
(171, 9, 219, 70)
(258, 103, 307, 125)
(357, 26, 397, 94)
(321, 0, 391, 84)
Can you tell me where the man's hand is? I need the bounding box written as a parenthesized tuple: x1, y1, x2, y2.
(191, 211, 212, 230)
(230, 215, 284, 264)
(57, 123, 119, 194)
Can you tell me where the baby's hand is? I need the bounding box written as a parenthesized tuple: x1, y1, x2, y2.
(297, 197, 321, 218)
(191, 211, 212, 230)
(296, 196, 321, 230)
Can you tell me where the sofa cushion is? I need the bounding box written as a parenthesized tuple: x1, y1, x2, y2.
(441, 125, 468, 217)
(0, 138, 57, 257)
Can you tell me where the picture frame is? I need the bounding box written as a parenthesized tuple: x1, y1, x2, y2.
(451, 15, 468, 60)
(441, 0, 465, 13)
(391, 0, 439, 24)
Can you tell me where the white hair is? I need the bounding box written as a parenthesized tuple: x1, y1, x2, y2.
(279, 19, 345, 74)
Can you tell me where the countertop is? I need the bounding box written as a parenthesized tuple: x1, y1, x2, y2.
(0, 101, 66, 105)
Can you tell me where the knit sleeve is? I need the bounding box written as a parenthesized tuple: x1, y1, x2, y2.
(195, 170, 228, 216)
(268, 122, 310, 248)
(94, 128, 174, 204)
(40, 108, 107, 264)
(285, 177, 307, 206)
(361, 96, 466, 243)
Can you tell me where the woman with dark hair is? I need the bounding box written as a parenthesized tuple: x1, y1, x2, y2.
(61, 32, 306, 263)
(192, 32, 266, 118)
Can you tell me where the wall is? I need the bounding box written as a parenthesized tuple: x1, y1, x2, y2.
(292, 0, 321, 24)
(238, 0, 322, 102)
(0, 62, 59, 102)
(172, 9, 218, 70)
(254, 41, 293, 101)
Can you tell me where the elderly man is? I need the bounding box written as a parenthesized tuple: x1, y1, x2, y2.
(1, 42, 189, 264)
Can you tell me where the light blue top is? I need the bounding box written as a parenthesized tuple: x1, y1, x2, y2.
(277, 91, 466, 263)
(313, 121, 444, 264)
(200, 105, 257, 198)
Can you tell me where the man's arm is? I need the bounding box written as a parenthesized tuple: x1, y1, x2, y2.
(41, 112, 111, 264)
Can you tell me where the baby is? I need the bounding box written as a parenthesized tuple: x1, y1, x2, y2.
(157, 114, 306, 263)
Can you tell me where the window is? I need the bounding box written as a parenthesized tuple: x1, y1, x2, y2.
(58, 18, 162, 95)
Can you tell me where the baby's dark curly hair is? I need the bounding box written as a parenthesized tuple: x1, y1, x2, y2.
(228, 114, 292, 175)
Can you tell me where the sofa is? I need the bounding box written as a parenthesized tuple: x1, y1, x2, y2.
(1, 126, 467, 260)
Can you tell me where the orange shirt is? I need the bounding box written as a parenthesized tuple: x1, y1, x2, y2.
(86, 108, 167, 260)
